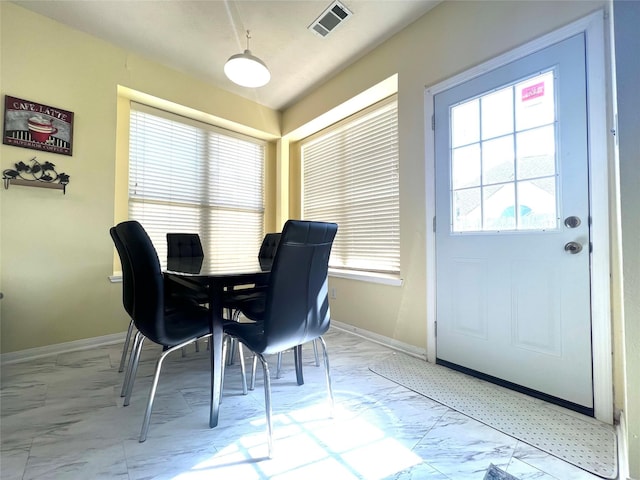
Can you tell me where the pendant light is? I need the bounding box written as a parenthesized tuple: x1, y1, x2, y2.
(224, 30, 271, 88)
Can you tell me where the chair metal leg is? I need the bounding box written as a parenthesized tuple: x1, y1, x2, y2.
(123, 332, 145, 406)
(226, 309, 241, 365)
(222, 335, 248, 396)
(250, 354, 258, 390)
(121, 329, 137, 396)
(276, 352, 283, 379)
(227, 338, 237, 365)
(250, 340, 331, 457)
(121, 330, 142, 397)
(139, 334, 211, 442)
(313, 338, 320, 367)
(118, 319, 135, 373)
(237, 342, 248, 395)
(318, 336, 334, 417)
(274, 345, 307, 384)
(257, 354, 273, 458)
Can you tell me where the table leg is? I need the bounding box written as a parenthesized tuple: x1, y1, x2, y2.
(294, 344, 304, 385)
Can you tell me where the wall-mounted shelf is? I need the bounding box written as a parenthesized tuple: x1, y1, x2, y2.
(3, 157, 70, 194)
(5, 178, 67, 193)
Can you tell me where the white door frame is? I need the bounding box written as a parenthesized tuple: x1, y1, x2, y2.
(424, 10, 612, 423)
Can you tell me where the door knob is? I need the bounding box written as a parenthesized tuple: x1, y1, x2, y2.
(564, 241, 583, 254)
(564, 216, 581, 228)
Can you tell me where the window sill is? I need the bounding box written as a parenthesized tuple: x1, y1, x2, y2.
(109, 274, 122, 283)
(329, 268, 403, 286)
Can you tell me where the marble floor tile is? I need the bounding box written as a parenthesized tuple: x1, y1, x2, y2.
(512, 442, 605, 480)
(0, 381, 48, 416)
(0, 447, 30, 480)
(0, 327, 617, 480)
(412, 410, 519, 480)
(0, 357, 59, 387)
(23, 441, 129, 480)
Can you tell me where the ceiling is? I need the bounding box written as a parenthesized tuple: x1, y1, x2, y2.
(14, 0, 441, 111)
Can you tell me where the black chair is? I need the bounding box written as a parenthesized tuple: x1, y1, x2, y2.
(165, 231, 252, 386)
(166, 255, 204, 274)
(167, 232, 204, 258)
(166, 232, 209, 322)
(109, 227, 136, 376)
(224, 219, 338, 456)
(257, 232, 281, 270)
(225, 232, 282, 319)
(112, 226, 193, 395)
(223, 232, 280, 363)
(257, 233, 320, 381)
(166, 232, 207, 293)
(111, 228, 205, 389)
(114, 220, 214, 442)
(225, 231, 320, 384)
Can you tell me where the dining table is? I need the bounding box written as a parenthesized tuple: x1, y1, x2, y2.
(164, 257, 271, 428)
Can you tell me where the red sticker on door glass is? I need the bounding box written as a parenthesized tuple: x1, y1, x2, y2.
(522, 82, 545, 101)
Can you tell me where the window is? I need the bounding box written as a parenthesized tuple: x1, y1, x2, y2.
(450, 70, 558, 233)
(129, 103, 265, 269)
(301, 96, 400, 275)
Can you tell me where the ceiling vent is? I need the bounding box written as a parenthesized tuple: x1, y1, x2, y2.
(308, 1, 352, 38)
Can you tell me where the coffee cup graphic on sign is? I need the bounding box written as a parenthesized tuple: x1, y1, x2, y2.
(27, 116, 58, 143)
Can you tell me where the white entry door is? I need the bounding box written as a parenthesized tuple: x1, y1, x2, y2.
(434, 34, 593, 412)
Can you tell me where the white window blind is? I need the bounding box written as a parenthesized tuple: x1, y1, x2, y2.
(301, 96, 400, 274)
(129, 103, 265, 269)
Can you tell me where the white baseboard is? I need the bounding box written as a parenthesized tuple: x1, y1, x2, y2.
(0, 332, 126, 365)
(331, 320, 427, 360)
(1, 321, 424, 367)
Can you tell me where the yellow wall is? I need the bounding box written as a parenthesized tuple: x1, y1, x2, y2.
(0, 2, 279, 353)
(613, 0, 640, 474)
(3, 0, 611, 353)
(284, 0, 608, 349)
(282, 1, 637, 474)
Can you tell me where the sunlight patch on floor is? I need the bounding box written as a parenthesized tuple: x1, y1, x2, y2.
(171, 402, 422, 479)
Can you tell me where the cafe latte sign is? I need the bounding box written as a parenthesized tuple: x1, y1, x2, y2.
(3, 95, 74, 156)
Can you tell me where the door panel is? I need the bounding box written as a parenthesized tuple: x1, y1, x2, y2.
(435, 34, 593, 411)
(451, 258, 488, 339)
(510, 259, 561, 356)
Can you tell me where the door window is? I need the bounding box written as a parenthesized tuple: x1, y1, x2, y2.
(450, 71, 558, 233)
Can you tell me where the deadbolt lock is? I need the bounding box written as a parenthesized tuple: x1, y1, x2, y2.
(564, 216, 581, 228)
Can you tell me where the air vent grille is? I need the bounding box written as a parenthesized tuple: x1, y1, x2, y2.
(308, 1, 352, 38)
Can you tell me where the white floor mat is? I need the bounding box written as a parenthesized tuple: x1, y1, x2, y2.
(370, 353, 617, 479)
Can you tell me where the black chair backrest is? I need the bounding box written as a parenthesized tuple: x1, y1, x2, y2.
(258, 232, 281, 270)
(258, 233, 281, 261)
(166, 233, 204, 259)
(110, 226, 134, 317)
(167, 255, 204, 274)
(262, 220, 337, 354)
(115, 221, 167, 344)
